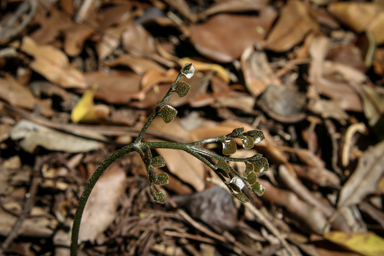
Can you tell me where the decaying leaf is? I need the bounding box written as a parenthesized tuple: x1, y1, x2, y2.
(20, 37, 87, 88)
(79, 164, 126, 242)
(338, 141, 384, 208)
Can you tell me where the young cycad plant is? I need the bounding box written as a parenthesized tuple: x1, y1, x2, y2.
(70, 63, 269, 255)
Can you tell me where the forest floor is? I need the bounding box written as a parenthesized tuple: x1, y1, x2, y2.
(1, 0, 384, 255)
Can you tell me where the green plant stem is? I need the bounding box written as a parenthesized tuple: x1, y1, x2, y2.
(70, 144, 134, 256)
(134, 71, 185, 144)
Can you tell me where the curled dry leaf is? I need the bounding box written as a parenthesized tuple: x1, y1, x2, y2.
(338, 141, 384, 208)
(263, 0, 318, 52)
(21, 37, 87, 88)
(258, 84, 306, 123)
(79, 164, 126, 243)
(189, 7, 277, 62)
(308, 36, 362, 112)
(241, 47, 280, 97)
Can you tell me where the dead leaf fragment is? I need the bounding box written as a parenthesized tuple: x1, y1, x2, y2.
(338, 141, 384, 208)
(263, 0, 318, 52)
(21, 37, 87, 88)
(79, 164, 126, 242)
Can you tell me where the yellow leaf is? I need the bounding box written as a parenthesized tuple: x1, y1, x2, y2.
(324, 231, 384, 256)
(71, 86, 109, 123)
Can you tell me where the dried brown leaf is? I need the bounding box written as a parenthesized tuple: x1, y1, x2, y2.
(189, 8, 277, 62)
(205, 0, 267, 17)
(84, 70, 141, 104)
(122, 21, 156, 55)
(329, 2, 384, 44)
(21, 37, 87, 88)
(263, 0, 318, 52)
(0, 74, 53, 116)
(338, 141, 384, 208)
(104, 54, 166, 75)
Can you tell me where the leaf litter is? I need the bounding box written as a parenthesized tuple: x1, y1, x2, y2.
(0, 0, 384, 255)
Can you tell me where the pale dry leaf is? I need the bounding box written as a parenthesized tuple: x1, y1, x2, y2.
(263, 0, 318, 52)
(20, 37, 87, 88)
(338, 141, 384, 208)
(79, 164, 126, 242)
(308, 99, 348, 125)
(9, 120, 103, 153)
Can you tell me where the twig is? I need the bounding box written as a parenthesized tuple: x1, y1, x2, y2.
(0, 162, 41, 254)
(5, 105, 189, 143)
(245, 203, 296, 256)
(0, 0, 38, 44)
(208, 177, 295, 256)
